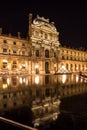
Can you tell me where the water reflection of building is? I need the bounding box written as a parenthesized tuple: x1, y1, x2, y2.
(0, 76, 61, 128)
(0, 75, 86, 113)
(31, 88, 60, 128)
(0, 14, 86, 75)
(0, 75, 87, 128)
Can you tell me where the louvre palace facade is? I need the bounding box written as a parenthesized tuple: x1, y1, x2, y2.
(0, 13, 87, 75)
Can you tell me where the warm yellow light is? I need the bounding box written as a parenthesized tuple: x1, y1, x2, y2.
(20, 77, 26, 84)
(20, 77, 22, 84)
(3, 59, 8, 62)
(76, 75, 79, 82)
(62, 74, 67, 84)
(35, 75, 39, 84)
(54, 64, 56, 67)
(61, 65, 66, 70)
(35, 65, 38, 69)
(7, 78, 10, 85)
(44, 103, 49, 107)
(3, 84, 8, 89)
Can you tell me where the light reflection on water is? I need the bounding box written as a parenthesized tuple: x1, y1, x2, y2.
(35, 75, 39, 84)
(0, 74, 86, 89)
(0, 74, 87, 129)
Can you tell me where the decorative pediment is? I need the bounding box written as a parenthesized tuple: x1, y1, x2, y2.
(33, 15, 57, 32)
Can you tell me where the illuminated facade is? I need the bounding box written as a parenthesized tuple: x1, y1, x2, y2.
(0, 33, 30, 75)
(59, 46, 87, 73)
(0, 14, 87, 75)
(29, 14, 60, 74)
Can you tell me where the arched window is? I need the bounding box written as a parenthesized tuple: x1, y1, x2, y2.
(45, 33, 47, 39)
(36, 50, 39, 57)
(54, 52, 56, 58)
(45, 50, 49, 58)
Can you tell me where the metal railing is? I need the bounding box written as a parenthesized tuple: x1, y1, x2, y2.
(0, 116, 38, 130)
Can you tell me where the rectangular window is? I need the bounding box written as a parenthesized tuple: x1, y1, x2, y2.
(12, 61, 17, 68)
(3, 62, 7, 68)
(13, 50, 16, 54)
(3, 48, 7, 53)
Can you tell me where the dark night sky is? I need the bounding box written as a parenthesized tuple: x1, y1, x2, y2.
(0, 0, 87, 48)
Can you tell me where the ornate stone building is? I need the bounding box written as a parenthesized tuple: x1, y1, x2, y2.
(0, 13, 86, 75)
(59, 46, 87, 73)
(29, 14, 60, 74)
(0, 31, 30, 75)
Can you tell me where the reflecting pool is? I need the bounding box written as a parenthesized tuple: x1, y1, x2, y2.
(0, 74, 87, 129)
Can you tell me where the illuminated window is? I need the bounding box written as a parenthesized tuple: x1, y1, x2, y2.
(3, 60, 7, 68)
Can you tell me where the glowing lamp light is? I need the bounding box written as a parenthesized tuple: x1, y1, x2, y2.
(3, 84, 8, 89)
(3, 59, 8, 62)
(35, 65, 38, 69)
(61, 65, 66, 70)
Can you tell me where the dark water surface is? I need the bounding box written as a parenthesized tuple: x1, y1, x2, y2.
(0, 74, 87, 130)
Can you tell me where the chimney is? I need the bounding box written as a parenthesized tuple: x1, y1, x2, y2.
(9, 33, 11, 37)
(29, 13, 32, 38)
(0, 28, 2, 35)
(18, 32, 21, 38)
